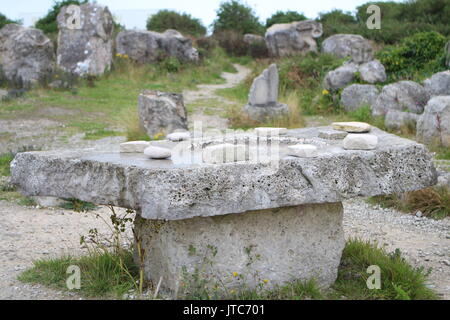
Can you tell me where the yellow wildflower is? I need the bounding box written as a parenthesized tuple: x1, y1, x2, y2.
(232, 272, 238, 277)
(153, 132, 164, 140)
(322, 89, 329, 95)
(263, 279, 269, 284)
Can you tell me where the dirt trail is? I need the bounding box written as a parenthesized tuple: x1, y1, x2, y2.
(183, 64, 251, 131)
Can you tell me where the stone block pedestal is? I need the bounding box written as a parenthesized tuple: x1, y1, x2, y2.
(134, 202, 345, 293)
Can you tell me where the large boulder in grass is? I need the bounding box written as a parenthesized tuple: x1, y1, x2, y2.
(323, 63, 358, 91)
(321, 34, 373, 64)
(138, 90, 188, 137)
(0, 24, 55, 86)
(416, 96, 450, 147)
(371, 81, 430, 116)
(57, 3, 114, 76)
(116, 29, 199, 64)
(358, 60, 387, 84)
(423, 70, 450, 97)
(340, 84, 379, 112)
(384, 110, 420, 131)
(265, 20, 323, 57)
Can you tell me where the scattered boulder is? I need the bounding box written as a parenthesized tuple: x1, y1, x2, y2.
(323, 63, 358, 90)
(321, 34, 373, 64)
(265, 20, 323, 57)
(423, 70, 450, 97)
(371, 81, 430, 116)
(340, 84, 379, 112)
(318, 129, 348, 140)
(358, 60, 386, 84)
(343, 134, 378, 150)
(57, 3, 114, 76)
(167, 131, 190, 141)
(332, 122, 371, 133)
(243, 64, 288, 122)
(116, 29, 199, 63)
(416, 96, 450, 147)
(384, 110, 419, 131)
(138, 90, 188, 137)
(0, 24, 55, 85)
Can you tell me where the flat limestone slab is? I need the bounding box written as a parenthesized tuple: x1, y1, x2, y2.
(11, 126, 437, 220)
(134, 202, 345, 292)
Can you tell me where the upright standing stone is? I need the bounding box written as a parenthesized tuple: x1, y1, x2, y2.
(0, 24, 55, 86)
(265, 20, 323, 57)
(138, 90, 188, 137)
(56, 3, 114, 76)
(243, 64, 288, 122)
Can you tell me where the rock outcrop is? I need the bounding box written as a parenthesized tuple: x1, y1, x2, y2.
(0, 24, 55, 85)
(423, 70, 450, 97)
(323, 63, 358, 90)
(358, 59, 386, 84)
(138, 90, 188, 137)
(321, 34, 373, 63)
(56, 3, 114, 76)
(340, 84, 379, 112)
(265, 20, 323, 57)
(371, 81, 430, 116)
(416, 96, 450, 147)
(384, 110, 420, 131)
(116, 29, 199, 63)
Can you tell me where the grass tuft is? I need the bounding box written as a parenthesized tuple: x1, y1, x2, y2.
(0, 153, 14, 176)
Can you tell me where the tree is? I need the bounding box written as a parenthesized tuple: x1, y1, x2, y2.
(0, 13, 19, 29)
(146, 10, 206, 37)
(34, 0, 88, 34)
(265, 10, 307, 28)
(212, 0, 264, 35)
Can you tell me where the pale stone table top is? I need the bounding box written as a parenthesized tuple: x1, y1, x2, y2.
(11, 126, 437, 220)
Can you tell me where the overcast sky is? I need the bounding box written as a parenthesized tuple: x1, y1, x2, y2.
(1, 0, 401, 30)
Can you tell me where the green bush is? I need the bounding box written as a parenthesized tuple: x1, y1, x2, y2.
(212, 0, 264, 35)
(265, 10, 307, 28)
(0, 13, 19, 29)
(376, 31, 447, 81)
(213, 30, 249, 57)
(34, 0, 88, 34)
(146, 10, 206, 37)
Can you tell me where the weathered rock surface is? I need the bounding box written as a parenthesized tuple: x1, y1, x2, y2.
(343, 134, 378, 150)
(358, 60, 386, 84)
(423, 71, 450, 97)
(138, 90, 188, 137)
(11, 126, 437, 221)
(384, 110, 419, 131)
(202, 143, 247, 164)
(318, 129, 348, 140)
(371, 81, 430, 116)
(0, 24, 55, 85)
(243, 64, 288, 122)
(332, 122, 371, 133)
(323, 63, 358, 90)
(416, 96, 450, 147)
(167, 131, 190, 142)
(255, 127, 288, 136)
(265, 20, 323, 57)
(134, 202, 345, 291)
(340, 84, 379, 112)
(321, 34, 373, 63)
(116, 29, 199, 63)
(57, 3, 114, 76)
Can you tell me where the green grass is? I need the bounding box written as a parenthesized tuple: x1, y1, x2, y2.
(369, 186, 450, 220)
(19, 250, 138, 298)
(20, 238, 434, 300)
(0, 153, 14, 176)
(59, 198, 98, 212)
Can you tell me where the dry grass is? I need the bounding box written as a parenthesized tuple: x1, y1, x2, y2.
(116, 108, 149, 142)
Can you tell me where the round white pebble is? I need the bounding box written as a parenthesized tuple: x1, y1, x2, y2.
(144, 146, 171, 159)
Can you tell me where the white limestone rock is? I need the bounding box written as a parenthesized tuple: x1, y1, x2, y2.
(143, 146, 171, 159)
(332, 122, 371, 133)
(288, 144, 318, 158)
(343, 134, 378, 150)
(255, 127, 288, 136)
(167, 131, 190, 142)
(120, 141, 151, 153)
(202, 144, 247, 164)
